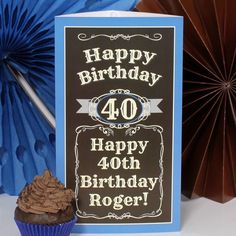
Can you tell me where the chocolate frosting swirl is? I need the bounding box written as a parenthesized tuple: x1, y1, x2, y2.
(17, 170, 74, 215)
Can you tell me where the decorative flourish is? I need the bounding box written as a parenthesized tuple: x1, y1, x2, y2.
(78, 33, 162, 41)
(125, 126, 141, 136)
(110, 89, 130, 94)
(75, 124, 114, 137)
(77, 210, 162, 220)
(98, 126, 114, 136)
(137, 0, 236, 203)
(126, 124, 163, 136)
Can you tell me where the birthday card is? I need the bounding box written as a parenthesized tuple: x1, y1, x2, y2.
(55, 11, 183, 233)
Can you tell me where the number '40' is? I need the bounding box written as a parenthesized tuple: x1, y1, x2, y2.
(101, 98, 137, 120)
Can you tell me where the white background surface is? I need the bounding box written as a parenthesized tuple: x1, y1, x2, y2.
(1, 194, 236, 236)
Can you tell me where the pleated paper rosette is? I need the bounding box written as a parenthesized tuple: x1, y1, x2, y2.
(0, 0, 139, 195)
(137, 0, 236, 203)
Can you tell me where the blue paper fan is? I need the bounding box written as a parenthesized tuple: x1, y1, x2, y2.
(0, 0, 138, 195)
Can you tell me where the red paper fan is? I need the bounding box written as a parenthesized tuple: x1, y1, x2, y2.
(136, 0, 236, 203)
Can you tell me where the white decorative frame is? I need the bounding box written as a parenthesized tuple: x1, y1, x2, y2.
(74, 124, 164, 220)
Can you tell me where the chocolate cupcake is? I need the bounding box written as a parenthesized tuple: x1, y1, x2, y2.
(14, 170, 76, 236)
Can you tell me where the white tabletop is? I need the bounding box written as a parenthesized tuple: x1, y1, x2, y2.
(1, 194, 235, 236)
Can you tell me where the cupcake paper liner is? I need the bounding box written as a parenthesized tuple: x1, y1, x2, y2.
(15, 216, 77, 236)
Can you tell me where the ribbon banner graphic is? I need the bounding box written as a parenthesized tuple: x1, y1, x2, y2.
(76, 90, 162, 128)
